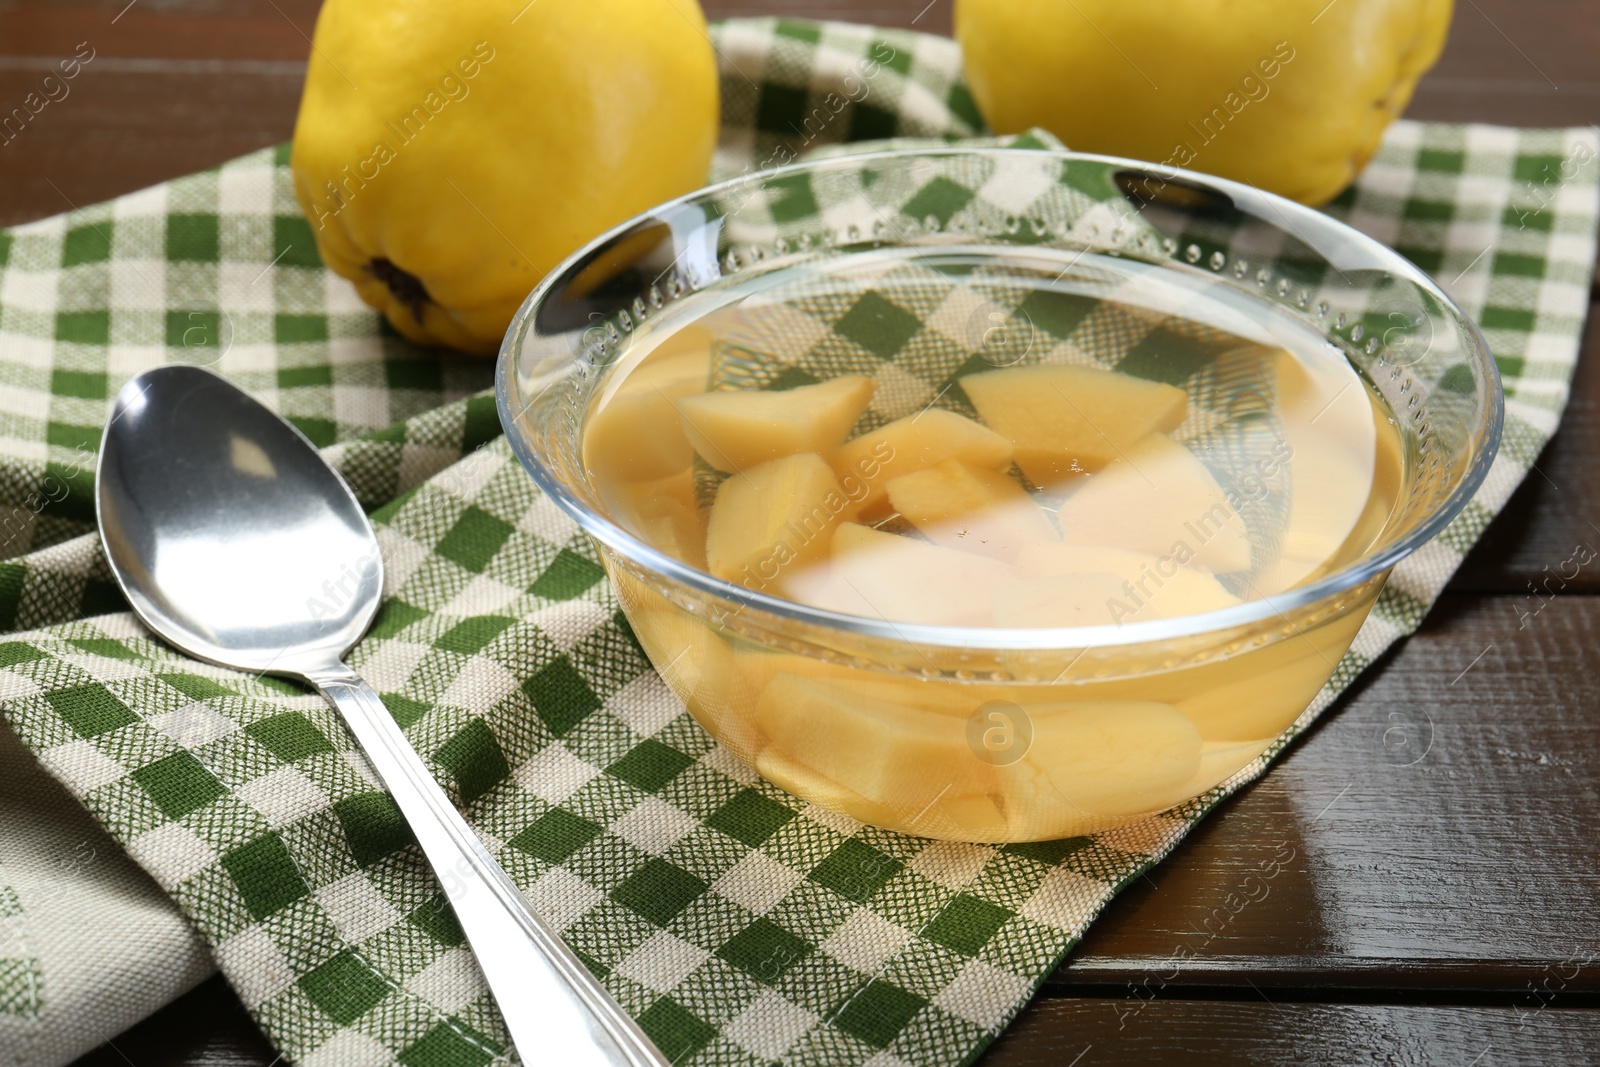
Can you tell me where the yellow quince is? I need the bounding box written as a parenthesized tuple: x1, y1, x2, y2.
(290, 0, 719, 354)
(955, 0, 1452, 205)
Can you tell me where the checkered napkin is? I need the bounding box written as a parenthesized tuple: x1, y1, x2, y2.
(0, 17, 1596, 1067)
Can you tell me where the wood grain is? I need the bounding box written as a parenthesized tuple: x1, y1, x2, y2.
(0, 0, 323, 60)
(1060, 594, 1600, 994)
(0, 66, 305, 229)
(1405, 0, 1600, 126)
(984, 998, 1600, 1066)
(94, 977, 1600, 1067)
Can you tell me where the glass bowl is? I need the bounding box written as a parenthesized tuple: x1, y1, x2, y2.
(496, 148, 1501, 843)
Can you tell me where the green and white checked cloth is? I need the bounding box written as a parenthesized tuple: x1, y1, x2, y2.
(0, 17, 1596, 1067)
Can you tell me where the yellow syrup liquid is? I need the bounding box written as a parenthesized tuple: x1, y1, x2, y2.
(579, 248, 1406, 842)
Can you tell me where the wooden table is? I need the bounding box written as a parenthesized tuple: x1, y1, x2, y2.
(4, 1, 1597, 1062)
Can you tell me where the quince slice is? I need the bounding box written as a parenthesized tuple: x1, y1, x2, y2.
(734, 650, 953, 712)
(991, 573, 1139, 628)
(1252, 346, 1382, 592)
(1024, 699, 1202, 817)
(1173, 597, 1370, 741)
(704, 452, 851, 588)
(676, 375, 876, 472)
(832, 409, 1013, 511)
(584, 350, 710, 482)
(609, 470, 705, 569)
(962, 364, 1186, 484)
(1054, 433, 1252, 573)
(934, 792, 1011, 840)
(614, 345, 712, 396)
(1004, 543, 1241, 625)
(784, 522, 1018, 627)
(754, 747, 904, 829)
(884, 460, 1059, 561)
(1175, 739, 1274, 800)
(755, 672, 985, 808)
(624, 603, 735, 718)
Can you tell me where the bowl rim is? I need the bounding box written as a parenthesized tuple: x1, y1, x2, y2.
(496, 146, 1504, 651)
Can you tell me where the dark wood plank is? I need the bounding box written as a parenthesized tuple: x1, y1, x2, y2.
(0, 66, 305, 229)
(1405, 0, 1600, 126)
(1059, 593, 1600, 993)
(982, 998, 1600, 1066)
(0, 0, 322, 60)
(94, 976, 1600, 1067)
(0, 0, 945, 58)
(0, 1, 317, 227)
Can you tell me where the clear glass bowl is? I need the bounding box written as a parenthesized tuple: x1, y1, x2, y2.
(497, 149, 1502, 843)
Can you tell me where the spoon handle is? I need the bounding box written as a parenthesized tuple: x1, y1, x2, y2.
(305, 662, 669, 1067)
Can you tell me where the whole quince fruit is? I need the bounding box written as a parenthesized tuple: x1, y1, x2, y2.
(955, 0, 1451, 205)
(291, 0, 719, 353)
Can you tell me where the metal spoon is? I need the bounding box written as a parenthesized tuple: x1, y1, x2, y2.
(96, 365, 666, 1067)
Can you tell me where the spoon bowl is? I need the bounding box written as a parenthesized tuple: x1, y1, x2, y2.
(97, 365, 378, 673)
